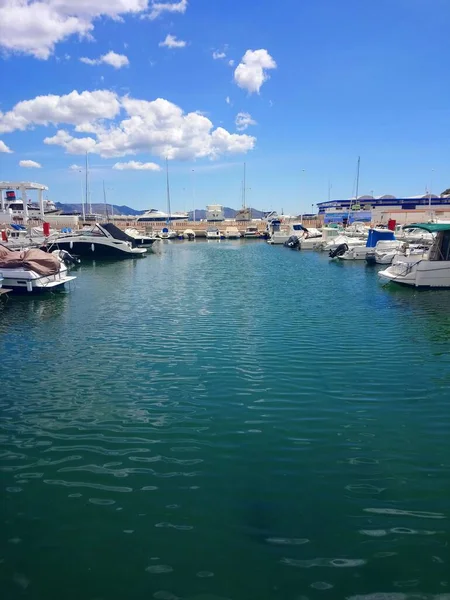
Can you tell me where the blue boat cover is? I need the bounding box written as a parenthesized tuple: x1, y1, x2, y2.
(366, 228, 395, 248)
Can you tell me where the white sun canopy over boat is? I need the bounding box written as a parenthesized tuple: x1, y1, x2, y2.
(0, 181, 49, 221)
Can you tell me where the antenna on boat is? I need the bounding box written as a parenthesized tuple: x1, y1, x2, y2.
(85, 152, 89, 220)
(349, 156, 360, 227)
(355, 156, 360, 201)
(243, 162, 246, 209)
(191, 169, 196, 222)
(166, 157, 172, 221)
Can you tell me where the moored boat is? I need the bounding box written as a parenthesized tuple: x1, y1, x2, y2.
(0, 245, 76, 292)
(224, 226, 241, 239)
(379, 223, 450, 287)
(182, 229, 196, 240)
(124, 228, 158, 248)
(206, 227, 221, 240)
(334, 228, 396, 261)
(48, 223, 147, 258)
(243, 226, 260, 238)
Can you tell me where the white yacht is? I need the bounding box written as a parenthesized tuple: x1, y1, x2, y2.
(206, 227, 221, 240)
(243, 226, 260, 239)
(224, 226, 241, 239)
(2, 189, 61, 217)
(136, 209, 188, 223)
(379, 223, 449, 287)
(0, 245, 76, 292)
(124, 228, 158, 248)
(48, 223, 147, 258)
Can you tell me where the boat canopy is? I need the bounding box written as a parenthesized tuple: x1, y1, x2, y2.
(366, 228, 395, 248)
(404, 223, 450, 233)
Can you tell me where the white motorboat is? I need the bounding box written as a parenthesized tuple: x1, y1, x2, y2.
(0, 245, 76, 292)
(182, 229, 196, 240)
(313, 226, 344, 251)
(206, 227, 221, 240)
(224, 226, 241, 239)
(345, 221, 370, 238)
(324, 233, 366, 254)
(243, 226, 260, 239)
(395, 225, 434, 245)
(48, 223, 147, 258)
(333, 229, 396, 260)
(293, 226, 322, 249)
(159, 227, 177, 239)
(266, 218, 291, 245)
(124, 228, 158, 248)
(366, 240, 408, 265)
(379, 223, 450, 287)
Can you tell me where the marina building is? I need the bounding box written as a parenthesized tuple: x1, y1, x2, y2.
(318, 194, 450, 225)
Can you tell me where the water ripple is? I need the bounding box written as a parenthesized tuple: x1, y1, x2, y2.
(2, 244, 450, 599)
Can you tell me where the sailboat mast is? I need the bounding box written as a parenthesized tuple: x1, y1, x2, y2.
(355, 156, 360, 202)
(166, 158, 171, 220)
(85, 152, 88, 219)
(243, 162, 246, 209)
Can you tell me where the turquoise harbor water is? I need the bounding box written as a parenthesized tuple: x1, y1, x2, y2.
(2, 240, 450, 600)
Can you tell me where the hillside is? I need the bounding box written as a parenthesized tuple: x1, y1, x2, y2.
(56, 203, 266, 219)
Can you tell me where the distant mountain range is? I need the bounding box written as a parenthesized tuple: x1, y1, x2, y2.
(55, 203, 266, 219)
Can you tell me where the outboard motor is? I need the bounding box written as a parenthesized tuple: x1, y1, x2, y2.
(57, 249, 81, 267)
(284, 235, 300, 249)
(329, 243, 348, 258)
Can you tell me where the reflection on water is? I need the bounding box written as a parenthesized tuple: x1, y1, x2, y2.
(1, 243, 450, 600)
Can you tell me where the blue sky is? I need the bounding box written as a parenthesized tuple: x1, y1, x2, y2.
(0, 0, 449, 214)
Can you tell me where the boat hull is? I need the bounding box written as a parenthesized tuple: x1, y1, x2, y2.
(51, 240, 146, 258)
(0, 270, 76, 293)
(379, 259, 450, 287)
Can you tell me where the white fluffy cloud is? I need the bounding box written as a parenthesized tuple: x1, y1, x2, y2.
(19, 159, 42, 168)
(44, 129, 98, 154)
(225, 96, 231, 105)
(234, 49, 277, 94)
(228, 59, 235, 67)
(80, 51, 129, 68)
(159, 34, 186, 49)
(145, 0, 187, 20)
(0, 1, 149, 59)
(69, 164, 83, 170)
(213, 51, 226, 60)
(235, 112, 256, 131)
(113, 161, 161, 171)
(0, 140, 13, 153)
(0, 89, 256, 160)
(0, 90, 121, 134)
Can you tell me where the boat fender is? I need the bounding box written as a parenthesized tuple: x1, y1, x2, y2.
(329, 243, 348, 258)
(70, 241, 73, 250)
(91, 243, 95, 252)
